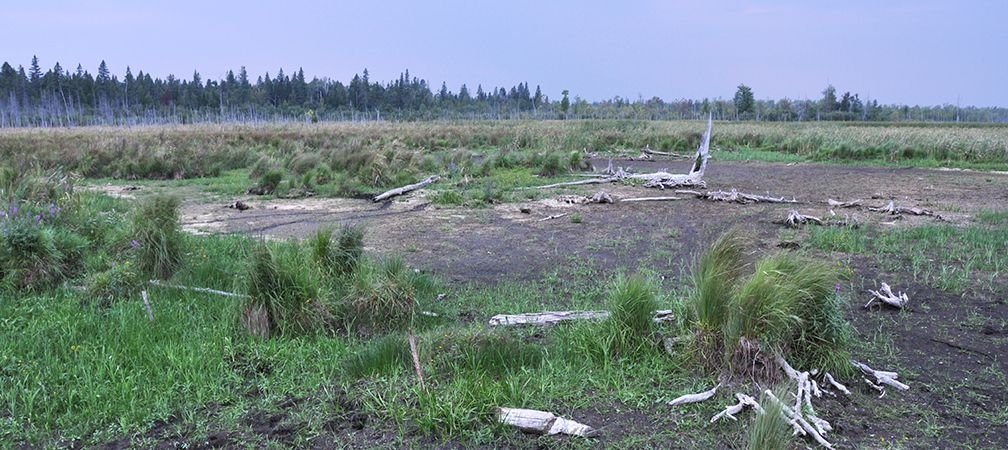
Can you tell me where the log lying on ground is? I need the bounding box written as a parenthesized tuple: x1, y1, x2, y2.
(827, 198, 862, 208)
(865, 282, 909, 309)
(149, 280, 248, 298)
(668, 383, 720, 406)
(539, 213, 569, 221)
(679, 188, 798, 204)
(497, 408, 597, 437)
(710, 393, 762, 423)
(868, 200, 936, 217)
(373, 175, 440, 202)
(824, 373, 851, 396)
(643, 146, 691, 159)
(765, 390, 833, 449)
(620, 196, 682, 203)
(489, 309, 675, 326)
(852, 360, 910, 391)
(556, 191, 613, 204)
(534, 177, 619, 190)
(776, 210, 824, 227)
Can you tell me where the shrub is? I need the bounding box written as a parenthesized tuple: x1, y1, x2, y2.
(0, 219, 62, 289)
(535, 152, 565, 177)
(256, 169, 284, 195)
(241, 242, 325, 338)
(86, 260, 141, 306)
(131, 195, 184, 280)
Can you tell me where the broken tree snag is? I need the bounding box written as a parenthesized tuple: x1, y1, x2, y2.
(668, 383, 720, 406)
(865, 282, 909, 309)
(827, 198, 862, 208)
(141, 290, 154, 321)
(497, 408, 597, 437)
(697, 189, 798, 204)
(710, 393, 762, 423)
(624, 114, 713, 189)
(373, 175, 440, 202)
(620, 196, 682, 203)
(488, 309, 675, 326)
(852, 360, 910, 391)
(868, 200, 936, 217)
(764, 390, 834, 449)
(775, 209, 824, 227)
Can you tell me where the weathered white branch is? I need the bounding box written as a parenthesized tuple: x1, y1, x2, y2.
(765, 390, 833, 449)
(373, 175, 440, 202)
(852, 360, 909, 391)
(643, 146, 690, 159)
(824, 373, 851, 396)
(695, 188, 798, 204)
(669, 383, 720, 406)
(408, 330, 425, 390)
(865, 282, 909, 309)
(710, 393, 762, 423)
(868, 200, 935, 217)
(827, 198, 862, 208)
(497, 407, 597, 437)
(620, 196, 682, 203)
(534, 177, 619, 190)
(489, 309, 675, 326)
(141, 290, 154, 321)
(539, 213, 570, 221)
(148, 280, 248, 298)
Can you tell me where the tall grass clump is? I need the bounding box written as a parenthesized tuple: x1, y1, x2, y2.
(342, 256, 418, 333)
(568, 275, 659, 361)
(310, 224, 365, 276)
(241, 242, 325, 338)
(687, 229, 749, 364)
(746, 389, 792, 450)
(343, 334, 410, 378)
(131, 194, 184, 280)
(725, 254, 843, 379)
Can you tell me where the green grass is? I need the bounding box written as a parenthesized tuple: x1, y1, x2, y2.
(807, 225, 868, 253)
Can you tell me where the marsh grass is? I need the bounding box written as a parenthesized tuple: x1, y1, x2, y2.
(342, 257, 418, 333)
(131, 194, 184, 280)
(746, 389, 793, 450)
(310, 225, 364, 277)
(687, 229, 749, 365)
(241, 242, 326, 338)
(344, 334, 410, 378)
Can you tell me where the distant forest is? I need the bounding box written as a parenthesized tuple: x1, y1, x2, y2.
(2, 56, 1006, 127)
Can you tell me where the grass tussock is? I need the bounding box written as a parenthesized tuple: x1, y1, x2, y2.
(310, 224, 364, 277)
(131, 194, 184, 280)
(241, 242, 326, 338)
(746, 389, 793, 450)
(342, 257, 419, 333)
(567, 275, 659, 361)
(344, 334, 410, 378)
(687, 228, 749, 365)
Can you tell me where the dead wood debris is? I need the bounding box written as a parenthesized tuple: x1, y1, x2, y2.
(497, 407, 597, 437)
(679, 188, 798, 204)
(868, 200, 937, 217)
(668, 383, 720, 406)
(865, 282, 909, 309)
(620, 196, 682, 203)
(488, 309, 675, 326)
(643, 145, 691, 159)
(538, 213, 569, 222)
(710, 393, 762, 423)
(228, 200, 252, 211)
(852, 360, 909, 392)
(827, 198, 862, 208)
(373, 175, 440, 202)
(776, 210, 824, 227)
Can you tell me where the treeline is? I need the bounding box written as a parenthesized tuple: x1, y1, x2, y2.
(1, 56, 1006, 127)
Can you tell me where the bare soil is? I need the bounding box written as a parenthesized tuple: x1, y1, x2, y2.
(98, 160, 1008, 448)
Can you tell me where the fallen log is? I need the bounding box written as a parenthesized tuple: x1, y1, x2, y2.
(408, 330, 425, 390)
(373, 175, 440, 202)
(865, 282, 909, 309)
(489, 309, 675, 326)
(868, 200, 936, 217)
(852, 360, 909, 391)
(696, 189, 798, 204)
(497, 407, 597, 437)
(827, 198, 862, 208)
(539, 213, 569, 222)
(643, 146, 691, 159)
(149, 280, 248, 298)
(533, 177, 619, 189)
(823, 373, 851, 396)
(620, 196, 682, 203)
(668, 383, 720, 406)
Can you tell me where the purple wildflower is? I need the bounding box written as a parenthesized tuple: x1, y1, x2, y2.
(834, 283, 842, 293)
(48, 203, 58, 217)
(131, 239, 141, 249)
(7, 204, 16, 216)
(35, 214, 42, 224)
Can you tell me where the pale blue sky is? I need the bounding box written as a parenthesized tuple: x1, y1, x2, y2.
(4, 0, 1006, 106)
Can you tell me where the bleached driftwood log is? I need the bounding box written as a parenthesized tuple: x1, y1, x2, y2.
(668, 383, 720, 406)
(408, 330, 425, 389)
(489, 309, 675, 326)
(852, 360, 910, 391)
(776, 210, 824, 227)
(497, 407, 597, 437)
(373, 175, 440, 202)
(868, 200, 935, 217)
(710, 393, 763, 423)
(591, 191, 613, 204)
(693, 188, 798, 204)
(620, 196, 682, 203)
(827, 198, 862, 208)
(534, 177, 619, 190)
(865, 282, 909, 309)
(625, 114, 712, 189)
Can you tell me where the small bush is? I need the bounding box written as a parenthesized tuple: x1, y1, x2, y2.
(570, 213, 583, 224)
(131, 195, 184, 280)
(241, 242, 325, 338)
(256, 169, 284, 195)
(535, 152, 565, 177)
(429, 190, 464, 206)
(0, 219, 63, 289)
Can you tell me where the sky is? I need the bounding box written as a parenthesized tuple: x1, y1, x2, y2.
(3, 0, 1006, 106)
